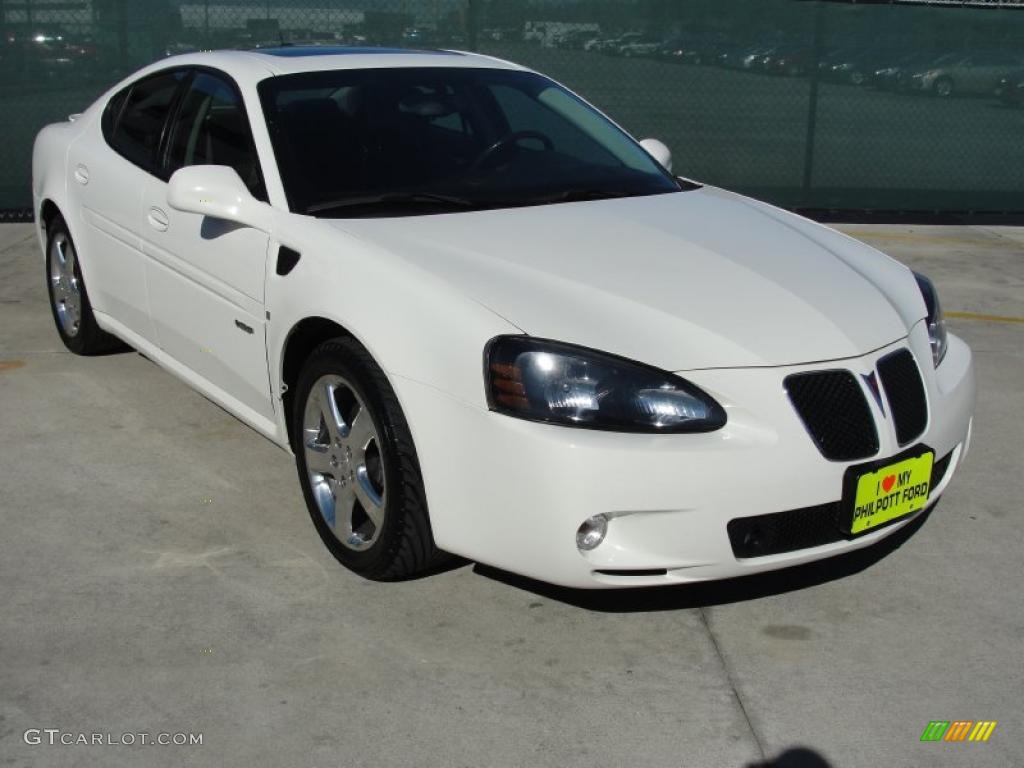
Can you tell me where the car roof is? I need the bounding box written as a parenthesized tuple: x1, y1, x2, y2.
(150, 46, 527, 87)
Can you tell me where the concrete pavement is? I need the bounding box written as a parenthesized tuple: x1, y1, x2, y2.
(0, 221, 1021, 767)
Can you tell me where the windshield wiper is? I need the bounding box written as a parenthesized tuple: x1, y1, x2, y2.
(534, 184, 696, 205)
(306, 192, 480, 215)
(532, 188, 630, 205)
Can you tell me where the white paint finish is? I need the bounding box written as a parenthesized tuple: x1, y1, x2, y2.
(31, 50, 977, 588)
(332, 188, 915, 371)
(392, 333, 973, 588)
(141, 176, 276, 422)
(244, 48, 527, 77)
(263, 215, 520, 417)
(93, 309, 279, 441)
(64, 122, 156, 341)
(639, 137, 672, 172)
(721, 188, 930, 333)
(167, 165, 273, 240)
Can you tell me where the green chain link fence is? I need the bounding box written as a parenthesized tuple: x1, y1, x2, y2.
(2, 0, 1023, 216)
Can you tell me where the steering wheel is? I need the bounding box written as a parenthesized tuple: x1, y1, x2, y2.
(471, 130, 554, 172)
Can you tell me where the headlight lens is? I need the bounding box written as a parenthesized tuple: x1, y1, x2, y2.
(485, 336, 727, 433)
(914, 272, 948, 367)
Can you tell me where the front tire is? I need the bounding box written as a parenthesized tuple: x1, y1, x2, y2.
(45, 214, 123, 355)
(293, 337, 443, 580)
(934, 77, 954, 97)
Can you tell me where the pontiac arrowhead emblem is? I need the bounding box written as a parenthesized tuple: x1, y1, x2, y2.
(862, 371, 885, 416)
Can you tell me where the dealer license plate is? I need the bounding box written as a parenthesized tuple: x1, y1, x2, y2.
(845, 449, 934, 535)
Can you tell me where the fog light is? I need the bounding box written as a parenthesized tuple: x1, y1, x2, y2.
(576, 514, 608, 551)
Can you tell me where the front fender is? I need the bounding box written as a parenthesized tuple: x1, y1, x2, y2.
(265, 214, 520, 446)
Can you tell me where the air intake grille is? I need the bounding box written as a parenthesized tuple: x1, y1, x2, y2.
(728, 451, 952, 559)
(877, 350, 928, 446)
(728, 502, 844, 558)
(786, 371, 879, 461)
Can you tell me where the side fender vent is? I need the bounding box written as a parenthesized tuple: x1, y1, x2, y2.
(276, 246, 301, 276)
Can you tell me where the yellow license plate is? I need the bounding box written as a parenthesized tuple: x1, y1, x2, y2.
(848, 451, 934, 534)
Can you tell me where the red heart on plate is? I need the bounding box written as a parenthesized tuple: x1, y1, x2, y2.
(882, 475, 896, 493)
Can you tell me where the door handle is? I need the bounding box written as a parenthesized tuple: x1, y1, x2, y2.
(147, 206, 169, 232)
(74, 164, 89, 185)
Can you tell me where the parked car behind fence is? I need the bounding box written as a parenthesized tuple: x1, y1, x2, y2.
(907, 51, 1021, 97)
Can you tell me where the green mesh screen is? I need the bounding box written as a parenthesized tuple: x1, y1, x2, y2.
(2, 0, 1022, 214)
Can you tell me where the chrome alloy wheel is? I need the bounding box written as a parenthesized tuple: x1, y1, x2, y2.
(48, 232, 82, 337)
(302, 374, 386, 551)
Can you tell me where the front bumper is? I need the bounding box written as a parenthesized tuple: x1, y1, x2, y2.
(394, 323, 974, 588)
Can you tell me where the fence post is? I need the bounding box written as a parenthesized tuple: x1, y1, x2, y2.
(466, 0, 479, 52)
(801, 0, 825, 208)
(115, 0, 129, 70)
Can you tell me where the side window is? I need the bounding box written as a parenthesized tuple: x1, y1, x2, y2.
(166, 71, 266, 200)
(101, 85, 130, 143)
(109, 70, 186, 171)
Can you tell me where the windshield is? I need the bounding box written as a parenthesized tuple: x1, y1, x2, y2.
(258, 67, 682, 217)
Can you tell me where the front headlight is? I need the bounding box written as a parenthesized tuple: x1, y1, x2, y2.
(485, 336, 727, 433)
(914, 272, 948, 367)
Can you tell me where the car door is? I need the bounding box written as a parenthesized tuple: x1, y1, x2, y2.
(140, 68, 276, 422)
(68, 69, 187, 341)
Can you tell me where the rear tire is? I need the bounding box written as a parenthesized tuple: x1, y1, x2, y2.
(45, 214, 124, 355)
(934, 77, 954, 97)
(292, 337, 445, 580)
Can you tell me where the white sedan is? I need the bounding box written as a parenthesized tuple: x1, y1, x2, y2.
(32, 47, 975, 588)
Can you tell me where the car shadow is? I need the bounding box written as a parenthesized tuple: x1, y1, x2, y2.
(748, 747, 835, 767)
(90, 340, 132, 355)
(473, 504, 936, 613)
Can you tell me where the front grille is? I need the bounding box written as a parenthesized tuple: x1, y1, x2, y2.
(877, 349, 928, 446)
(728, 450, 953, 559)
(786, 371, 879, 461)
(728, 502, 844, 558)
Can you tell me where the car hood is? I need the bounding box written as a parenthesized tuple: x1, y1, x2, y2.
(327, 186, 924, 371)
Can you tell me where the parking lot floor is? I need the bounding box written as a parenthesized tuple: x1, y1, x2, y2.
(0, 221, 1021, 768)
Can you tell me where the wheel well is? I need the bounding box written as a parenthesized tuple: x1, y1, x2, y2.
(39, 199, 60, 234)
(280, 317, 352, 449)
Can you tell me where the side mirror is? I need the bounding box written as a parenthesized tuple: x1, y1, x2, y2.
(639, 138, 673, 173)
(168, 165, 268, 230)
